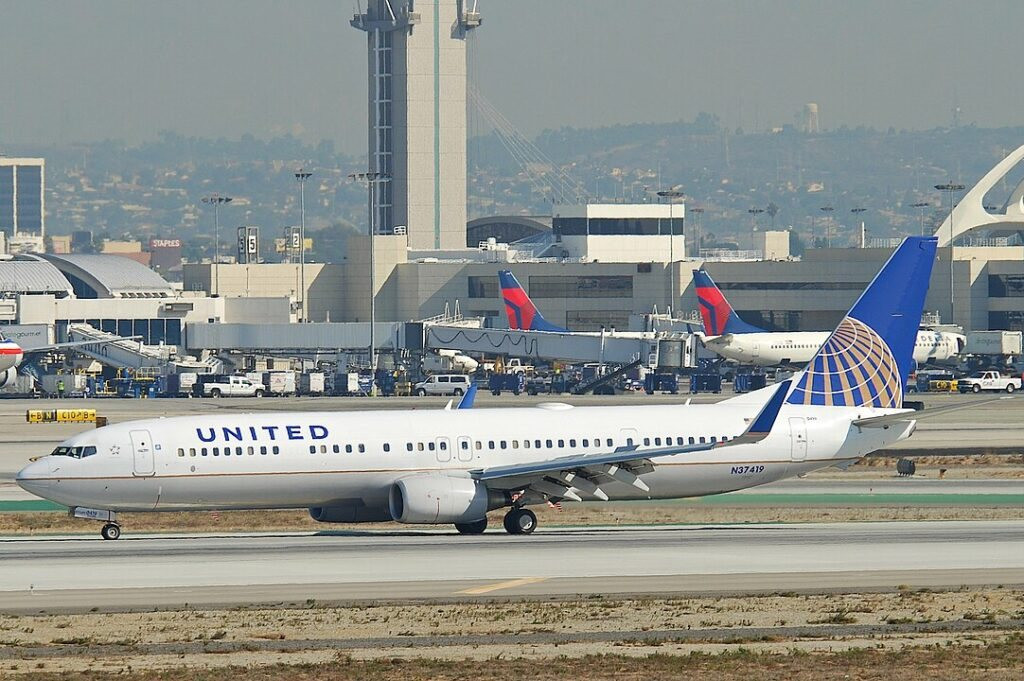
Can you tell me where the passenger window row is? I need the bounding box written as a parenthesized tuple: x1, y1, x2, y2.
(177, 446, 280, 457)
(307, 444, 366, 454)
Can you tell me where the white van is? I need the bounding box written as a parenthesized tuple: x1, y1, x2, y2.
(414, 374, 472, 396)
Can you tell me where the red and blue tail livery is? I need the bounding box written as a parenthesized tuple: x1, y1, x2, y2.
(786, 236, 937, 409)
(499, 271, 568, 333)
(692, 269, 764, 336)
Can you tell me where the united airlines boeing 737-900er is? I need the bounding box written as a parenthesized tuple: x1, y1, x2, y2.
(18, 237, 943, 540)
(693, 269, 965, 367)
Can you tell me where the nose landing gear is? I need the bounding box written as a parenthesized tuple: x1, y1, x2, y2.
(100, 523, 121, 540)
(502, 507, 537, 535)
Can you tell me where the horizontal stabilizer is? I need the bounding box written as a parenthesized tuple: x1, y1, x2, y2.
(852, 396, 1013, 428)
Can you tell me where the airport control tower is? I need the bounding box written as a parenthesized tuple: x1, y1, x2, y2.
(352, 1, 481, 251)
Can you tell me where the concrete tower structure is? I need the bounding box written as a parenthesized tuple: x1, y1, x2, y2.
(0, 157, 45, 239)
(352, 1, 481, 251)
(802, 103, 820, 134)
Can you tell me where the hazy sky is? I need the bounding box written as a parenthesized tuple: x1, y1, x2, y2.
(2, 1, 1023, 153)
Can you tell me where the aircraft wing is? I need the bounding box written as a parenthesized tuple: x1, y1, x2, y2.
(471, 380, 791, 502)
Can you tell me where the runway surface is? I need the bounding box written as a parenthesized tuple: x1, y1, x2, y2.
(2, 521, 1022, 612)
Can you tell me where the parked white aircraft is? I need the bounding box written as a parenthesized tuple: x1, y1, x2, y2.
(693, 269, 965, 367)
(18, 237, 943, 539)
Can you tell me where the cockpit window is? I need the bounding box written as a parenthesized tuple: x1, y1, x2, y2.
(50, 446, 97, 459)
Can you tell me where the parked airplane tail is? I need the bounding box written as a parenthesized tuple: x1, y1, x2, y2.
(499, 270, 569, 333)
(692, 269, 765, 336)
(786, 237, 938, 409)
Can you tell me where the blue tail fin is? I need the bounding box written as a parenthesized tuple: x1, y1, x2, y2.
(692, 269, 766, 335)
(499, 270, 569, 333)
(786, 237, 938, 408)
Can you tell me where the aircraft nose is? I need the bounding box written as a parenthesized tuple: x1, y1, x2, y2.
(15, 458, 55, 496)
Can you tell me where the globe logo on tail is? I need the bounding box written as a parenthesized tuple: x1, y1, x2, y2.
(788, 317, 903, 409)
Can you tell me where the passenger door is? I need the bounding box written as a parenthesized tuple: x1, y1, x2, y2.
(788, 418, 807, 462)
(130, 429, 155, 477)
(435, 437, 453, 463)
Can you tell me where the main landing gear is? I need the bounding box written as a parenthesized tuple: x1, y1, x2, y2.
(100, 523, 121, 540)
(502, 507, 537, 535)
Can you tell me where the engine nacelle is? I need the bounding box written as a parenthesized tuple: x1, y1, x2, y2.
(389, 474, 508, 524)
(0, 368, 16, 389)
(308, 503, 392, 523)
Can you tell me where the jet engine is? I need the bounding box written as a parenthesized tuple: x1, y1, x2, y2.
(0, 367, 16, 389)
(389, 474, 508, 524)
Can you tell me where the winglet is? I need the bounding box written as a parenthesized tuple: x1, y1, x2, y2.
(456, 384, 477, 410)
(728, 379, 791, 445)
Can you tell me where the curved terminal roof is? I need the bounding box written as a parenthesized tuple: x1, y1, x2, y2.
(0, 255, 74, 297)
(39, 254, 174, 299)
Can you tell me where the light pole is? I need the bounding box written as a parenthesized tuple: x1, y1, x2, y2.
(851, 207, 867, 247)
(819, 206, 835, 247)
(657, 188, 684, 313)
(201, 194, 232, 295)
(747, 207, 765, 253)
(349, 171, 390, 393)
(689, 207, 704, 258)
(935, 182, 965, 323)
(911, 201, 931, 236)
(294, 169, 313, 322)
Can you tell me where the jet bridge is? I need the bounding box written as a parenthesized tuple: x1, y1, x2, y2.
(423, 324, 697, 368)
(66, 323, 176, 372)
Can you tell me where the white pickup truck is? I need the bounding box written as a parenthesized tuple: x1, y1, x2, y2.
(957, 370, 1022, 394)
(201, 375, 265, 398)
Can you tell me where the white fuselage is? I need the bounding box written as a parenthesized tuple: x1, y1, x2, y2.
(704, 330, 964, 367)
(16, 401, 913, 519)
(0, 339, 23, 373)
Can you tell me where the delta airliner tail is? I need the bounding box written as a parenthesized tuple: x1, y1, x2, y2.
(693, 269, 765, 336)
(499, 270, 568, 333)
(786, 236, 937, 409)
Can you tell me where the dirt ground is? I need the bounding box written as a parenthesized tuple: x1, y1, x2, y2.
(1, 590, 1022, 678)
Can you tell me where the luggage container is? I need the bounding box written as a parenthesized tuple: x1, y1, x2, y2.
(298, 372, 325, 395)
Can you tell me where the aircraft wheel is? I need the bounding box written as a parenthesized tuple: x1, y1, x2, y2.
(503, 508, 537, 535)
(454, 518, 487, 535)
(101, 523, 121, 540)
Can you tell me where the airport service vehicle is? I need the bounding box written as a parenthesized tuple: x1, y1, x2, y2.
(18, 238, 952, 540)
(693, 269, 966, 367)
(423, 350, 479, 374)
(200, 375, 265, 398)
(965, 330, 1023, 357)
(414, 374, 471, 396)
(957, 370, 1021, 394)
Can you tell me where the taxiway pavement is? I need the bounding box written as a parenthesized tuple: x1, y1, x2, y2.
(1, 521, 1022, 612)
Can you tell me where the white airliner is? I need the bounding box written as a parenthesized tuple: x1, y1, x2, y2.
(693, 269, 965, 367)
(18, 238, 943, 539)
